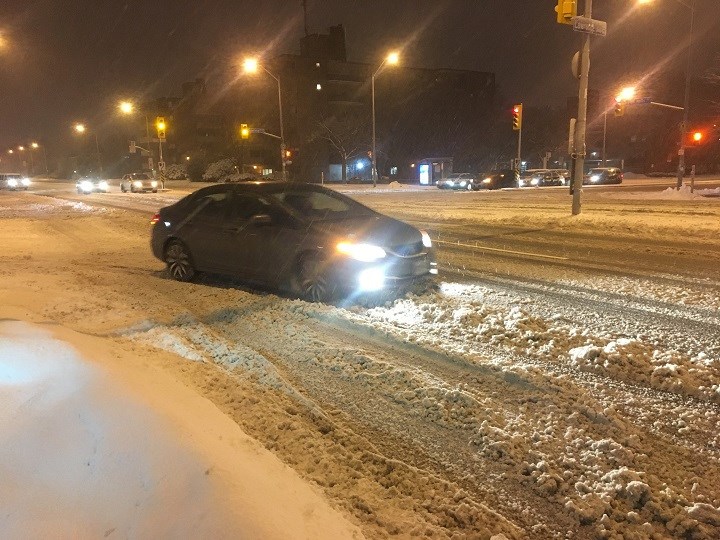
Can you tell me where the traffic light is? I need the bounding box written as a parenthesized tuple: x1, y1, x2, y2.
(614, 100, 625, 117)
(691, 131, 704, 145)
(512, 104, 523, 131)
(240, 123, 249, 140)
(156, 117, 166, 139)
(555, 0, 577, 25)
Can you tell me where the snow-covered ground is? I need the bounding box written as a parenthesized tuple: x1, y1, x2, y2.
(1, 187, 719, 538)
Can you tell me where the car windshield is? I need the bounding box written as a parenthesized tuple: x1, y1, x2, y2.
(270, 189, 375, 221)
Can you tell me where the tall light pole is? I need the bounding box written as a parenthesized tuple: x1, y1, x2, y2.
(244, 57, 286, 181)
(74, 123, 103, 174)
(371, 51, 399, 187)
(639, 0, 695, 189)
(18, 145, 33, 175)
(31, 142, 48, 175)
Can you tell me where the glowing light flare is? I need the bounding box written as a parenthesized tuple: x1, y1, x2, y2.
(692, 131, 703, 142)
(74, 123, 86, 134)
(31, 142, 39, 149)
(615, 86, 636, 103)
(386, 51, 400, 65)
(119, 101, 134, 114)
(243, 57, 259, 74)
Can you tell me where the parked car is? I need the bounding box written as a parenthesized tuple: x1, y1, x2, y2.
(475, 170, 518, 190)
(150, 182, 437, 302)
(120, 172, 158, 193)
(436, 173, 476, 190)
(76, 176, 109, 194)
(584, 167, 623, 185)
(0, 173, 31, 191)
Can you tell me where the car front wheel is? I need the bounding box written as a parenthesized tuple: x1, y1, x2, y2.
(165, 240, 196, 282)
(295, 254, 332, 303)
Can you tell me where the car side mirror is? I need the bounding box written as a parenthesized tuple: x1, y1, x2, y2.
(250, 213, 273, 226)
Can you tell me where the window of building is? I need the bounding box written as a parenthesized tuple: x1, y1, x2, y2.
(316, 83, 322, 91)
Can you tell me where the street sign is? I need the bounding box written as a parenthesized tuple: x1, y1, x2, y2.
(573, 16, 607, 36)
(158, 160, 166, 171)
(249, 128, 266, 134)
(633, 97, 652, 104)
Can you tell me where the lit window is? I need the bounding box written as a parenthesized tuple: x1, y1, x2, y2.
(316, 83, 322, 91)
(315, 62, 320, 68)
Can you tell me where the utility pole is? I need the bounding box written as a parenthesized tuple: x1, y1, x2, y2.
(676, 0, 695, 190)
(601, 110, 607, 166)
(571, 0, 592, 216)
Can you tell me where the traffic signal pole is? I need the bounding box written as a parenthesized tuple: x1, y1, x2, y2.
(516, 120, 522, 177)
(571, 0, 592, 216)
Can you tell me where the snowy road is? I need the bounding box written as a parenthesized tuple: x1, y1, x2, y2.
(1, 184, 719, 538)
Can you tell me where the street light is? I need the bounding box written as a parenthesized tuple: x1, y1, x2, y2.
(371, 50, 400, 187)
(73, 123, 103, 173)
(30, 142, 48, 175)
(639, 0, 695, 189)
(119, 100, 134, 114)
(243, 57, 286, 181)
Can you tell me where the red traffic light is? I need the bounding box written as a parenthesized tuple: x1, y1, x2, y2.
(692, 131, 703, 143)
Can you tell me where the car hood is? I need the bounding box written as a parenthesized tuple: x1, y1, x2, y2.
(309, 214, 421, 249)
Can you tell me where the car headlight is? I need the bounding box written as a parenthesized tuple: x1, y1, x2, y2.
(519, 180, 526, 187)
(530, 178, 539, 186)
(337, 241, 386, 262)
(482, 177, 492, 184)
(21, 178, 31, 186)
(98, 181, 108, 190)
(80, 180, 93, 191)
(133, 181, 143, 188)
(7, 179, 18, 187)
(590, 175, 600, 182)
(420, 230, 432, 248)
(459, 180, 467, 186)
(150, 180, 158, 188)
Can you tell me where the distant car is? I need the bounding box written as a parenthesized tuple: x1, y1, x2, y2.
(584, 167, 623, 185)
(150, 182, 437, 302)
(518, 169, 546, 188)
(0, 173, 31, 191)
(475, 170, 517, 190)
(436, 173, 476, 190)
(120, 172, 158, 193)
(76, 176, 109, 194)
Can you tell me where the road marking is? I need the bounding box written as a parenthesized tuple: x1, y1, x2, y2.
(433, 239, 570, 261)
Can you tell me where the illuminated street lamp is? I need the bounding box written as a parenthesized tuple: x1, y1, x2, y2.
(73, 123, 102, 173)
(119, 100, 134, 114)
(639, 0, 695, 189)
(616, 86, 636, 102)
(371, 51, 400, 187)
(243, 57, 286, 180)
(30, 142, 48, 175)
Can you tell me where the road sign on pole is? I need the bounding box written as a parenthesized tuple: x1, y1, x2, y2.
(158, 160, 166, 171)
(573, 16, 607, 36)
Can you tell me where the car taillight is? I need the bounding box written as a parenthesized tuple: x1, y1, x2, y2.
(150, 213, 160, 225)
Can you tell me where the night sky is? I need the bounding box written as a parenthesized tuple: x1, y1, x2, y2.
(1, 0, 719, 152)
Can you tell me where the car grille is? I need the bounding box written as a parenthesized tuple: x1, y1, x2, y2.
(390, 241, 424, 257)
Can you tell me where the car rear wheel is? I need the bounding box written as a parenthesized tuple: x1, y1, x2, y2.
(165, 240, 196, 282)
(295, 254, 332, 303)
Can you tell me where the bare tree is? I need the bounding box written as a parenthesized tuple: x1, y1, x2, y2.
(312, 111, 370, 183)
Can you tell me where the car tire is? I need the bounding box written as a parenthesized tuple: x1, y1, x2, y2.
(164, 240, 196, 282)
(294, 253, 332, 303)
(121, 186, 127, 193)
(152, 189, 158, 193)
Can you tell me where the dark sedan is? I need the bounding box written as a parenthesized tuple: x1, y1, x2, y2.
(584, 167, 623, 185)
(150, 182, 437, 302)
(475, 170, 517, 190)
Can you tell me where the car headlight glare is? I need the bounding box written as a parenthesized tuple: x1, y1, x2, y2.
(151, 181, 158, 188)
(591, 175, 600, 182)
(8, 179, 18, 187)
(530, 178, 539, 186)
(459, 180, 467, 186)
(482, 177, 492, 184)
(80, 180, 93, 191)
(337, 241, 386, 262)
(133, 181, 143, 188)
(98, 181, 108, 190)
(21, 178, 31, 186)
(420, 230, 432, 248)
